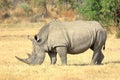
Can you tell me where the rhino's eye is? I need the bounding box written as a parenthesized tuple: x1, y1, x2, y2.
(34, 35, 37, 40)
(37, 39, 41, 42)
(34, 35, 41, 42)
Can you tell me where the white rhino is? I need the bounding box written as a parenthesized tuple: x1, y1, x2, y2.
(16, 20, 107, 65)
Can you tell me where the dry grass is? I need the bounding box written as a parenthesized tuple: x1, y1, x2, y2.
(0, 23, 120, 80)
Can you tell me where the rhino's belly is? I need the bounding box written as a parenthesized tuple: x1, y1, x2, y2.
(67, 36, 93, 54)
(66, 28, 94, 54)
(67, 45, 90, 54)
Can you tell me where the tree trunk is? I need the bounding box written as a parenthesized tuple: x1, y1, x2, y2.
(43, 0, 48, 17)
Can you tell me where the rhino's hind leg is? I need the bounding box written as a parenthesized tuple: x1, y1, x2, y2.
(90, 51, 100, 65)
(97, 51, 104, 64)
(56, 47, 67, 65)
(90, 50, 104, 65)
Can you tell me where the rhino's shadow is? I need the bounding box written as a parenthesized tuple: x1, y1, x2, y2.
(68, 61, 120, 66)
(104, 61, 120, 64)
(68, 63, 89, 66)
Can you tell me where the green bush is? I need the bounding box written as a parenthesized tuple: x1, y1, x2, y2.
(77, 0, 119, 28)
(20, 3, 32, 16)
(116, 30, 120, 38)
(21, 3, 31, 11)
(30, 0, 44, 7)
(77, 0, 93, 20)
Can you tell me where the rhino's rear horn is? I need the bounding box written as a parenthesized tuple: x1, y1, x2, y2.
(27, 53, 31, 57)
(15, 56, 30, 64)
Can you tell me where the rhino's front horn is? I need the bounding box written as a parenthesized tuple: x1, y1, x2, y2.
(15, 56, 30, 64)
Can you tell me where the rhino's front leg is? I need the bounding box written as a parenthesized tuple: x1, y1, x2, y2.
(48, 51, 57, 64)
(56, 47, 67, 65)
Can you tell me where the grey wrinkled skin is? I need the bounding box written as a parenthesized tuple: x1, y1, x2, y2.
(16, 20, 107, 65)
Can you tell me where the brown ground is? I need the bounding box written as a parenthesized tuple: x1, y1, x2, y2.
(0, 23, 120, 80)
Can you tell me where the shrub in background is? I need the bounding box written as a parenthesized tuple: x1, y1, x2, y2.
(116, 30, 120, 38)
(0, 0, 11, 10)
(20, 3, 32, 16)
(77, 0, 119, 28)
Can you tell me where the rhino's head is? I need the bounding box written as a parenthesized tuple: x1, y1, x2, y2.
(15, 35, 46, 65)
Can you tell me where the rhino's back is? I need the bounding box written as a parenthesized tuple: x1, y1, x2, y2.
(48, 20, 104, 53)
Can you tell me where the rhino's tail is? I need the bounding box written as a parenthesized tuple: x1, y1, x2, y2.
(103, 41, 106, 50)
(103, 29, 107, 51)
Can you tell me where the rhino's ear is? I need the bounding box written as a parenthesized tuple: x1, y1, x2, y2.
(34, 35, 41, 42)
